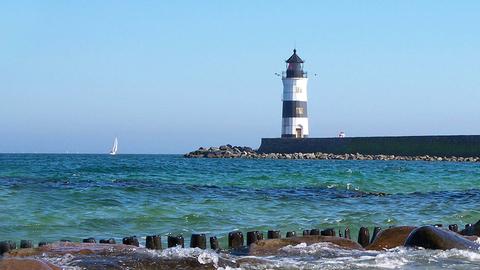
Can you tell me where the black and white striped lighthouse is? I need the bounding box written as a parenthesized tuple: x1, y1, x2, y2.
(281, 49, 309, 138)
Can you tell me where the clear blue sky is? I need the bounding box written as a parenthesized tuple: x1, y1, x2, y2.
(1, 1, 479, 154)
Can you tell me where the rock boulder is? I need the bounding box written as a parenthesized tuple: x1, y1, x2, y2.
(405, 226, 480, 250)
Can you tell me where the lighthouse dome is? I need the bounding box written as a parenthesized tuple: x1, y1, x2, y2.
(285, 49, 305, 78)
(286, 49, 304, 64)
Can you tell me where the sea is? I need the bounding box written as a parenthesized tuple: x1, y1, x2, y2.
(1, 154, 480, 269)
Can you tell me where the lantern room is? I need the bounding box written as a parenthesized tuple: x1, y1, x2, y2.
(285, 49, 306, 78)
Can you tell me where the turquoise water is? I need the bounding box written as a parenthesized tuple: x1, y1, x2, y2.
(1, 154, 480, 268)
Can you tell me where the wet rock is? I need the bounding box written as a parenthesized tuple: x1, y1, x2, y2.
(405, 225, 480, 250)
(248, 235, 363, 256)
(0, 258, 61, 270)
(463, 235, 479, 242)
(4, 242, 224, 270)
(366, 226, 417, 250)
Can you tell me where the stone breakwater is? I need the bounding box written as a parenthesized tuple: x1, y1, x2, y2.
(184, 145, 480, 162)
(2, 220, 480, 269)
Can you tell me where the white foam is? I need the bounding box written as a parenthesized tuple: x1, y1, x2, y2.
(40, 253, 81, 270)
(155, 246, 220, 267)
(279, 242, 335, 255)
(142, 243, 480, 270)
(217, 267, 242, 270)
(372, 251, 409, 269)
(198, 250, 219, 265)
(433, 248, 480, 261)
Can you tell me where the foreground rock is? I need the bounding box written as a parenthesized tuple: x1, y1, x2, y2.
(248, 235, 364, 256)
(3, 242, 228, 270)
(185, 146, 480, 162)
(3, 222, 480, 269)
(366, 226, 417, 250)
(405, 226, 480, 250)
(0, 258, 60, 270)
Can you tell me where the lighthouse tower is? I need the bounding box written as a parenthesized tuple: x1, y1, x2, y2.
(281, 49, 309, 138)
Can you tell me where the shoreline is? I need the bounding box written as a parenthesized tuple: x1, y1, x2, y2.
(185, 145, 480, 162)
(1, 221, 480, 269)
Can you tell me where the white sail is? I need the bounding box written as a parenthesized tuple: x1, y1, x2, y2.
(110, 137, 118, 155)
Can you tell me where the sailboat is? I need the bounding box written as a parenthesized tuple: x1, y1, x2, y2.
(109, 137, 118, 155)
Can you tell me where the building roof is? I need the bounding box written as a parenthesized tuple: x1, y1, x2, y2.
(286, 49, 304, 63)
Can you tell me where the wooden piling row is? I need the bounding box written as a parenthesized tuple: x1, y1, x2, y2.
(3, 222, 473, 255)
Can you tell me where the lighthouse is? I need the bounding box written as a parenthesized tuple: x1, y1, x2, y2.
(281, 49, 309, 138)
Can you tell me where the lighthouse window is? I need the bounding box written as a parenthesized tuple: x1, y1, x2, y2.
(296, 107, 304, 115)
(295, 87, 302, 93)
